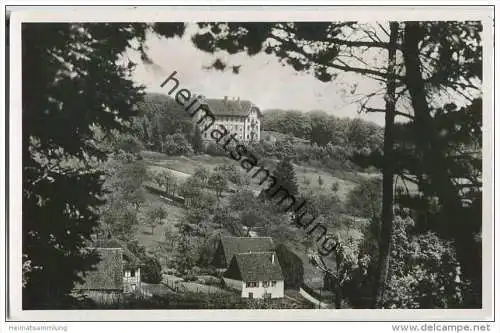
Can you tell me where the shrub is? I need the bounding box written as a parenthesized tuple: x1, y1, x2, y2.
(163, 133, 194, 156)
(275, 244, 304, 289)
(182, 275, 198, 282)
(205, 142, 227, 156)
(141, 256, 163, 284)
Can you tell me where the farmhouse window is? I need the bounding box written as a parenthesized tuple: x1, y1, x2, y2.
(131, 270, 135, 277)
(271, 281, 277, 286)
(262, 281, 269, 287)
(246, 281, 258, 288)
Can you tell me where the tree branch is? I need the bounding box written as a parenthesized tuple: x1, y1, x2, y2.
(365, 107, 415, 120)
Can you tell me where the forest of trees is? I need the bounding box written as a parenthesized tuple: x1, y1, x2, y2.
(21, 20, 483, 310)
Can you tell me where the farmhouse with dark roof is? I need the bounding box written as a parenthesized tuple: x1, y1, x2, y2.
(212, 236, 275, 268)
(213, 236, 284, 299)
(73, 247, 125, 304)
(73, 238, 142, 303)
(223, 252, 285, 299)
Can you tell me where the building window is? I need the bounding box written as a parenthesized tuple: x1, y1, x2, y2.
(246, 281, 258, 288)
(131, 270, 135, 277)
(271, 281, 277, 287)
(262, 281, 269, 287)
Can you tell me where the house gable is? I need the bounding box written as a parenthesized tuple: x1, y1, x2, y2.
(218, 237, 275, 267)
(235, 252, 284, 282)
(74, 248, 124, 291)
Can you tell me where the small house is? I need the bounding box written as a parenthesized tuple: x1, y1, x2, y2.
(223, 252, 284, 299)
(73, 247, 124, 304)
(92, 238, 142, 294)
(212, 236, 275, 269)
(74, 238, 142, 303)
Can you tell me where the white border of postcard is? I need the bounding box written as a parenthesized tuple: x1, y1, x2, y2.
(6, 4, 496, 321)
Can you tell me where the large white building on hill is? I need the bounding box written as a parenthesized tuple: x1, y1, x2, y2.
(198, 96, 263, 142)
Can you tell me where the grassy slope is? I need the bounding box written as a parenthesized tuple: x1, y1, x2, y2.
(141, 151, 368, 202)
(134, 191, 185, 254)
(137, 150, 376, 286)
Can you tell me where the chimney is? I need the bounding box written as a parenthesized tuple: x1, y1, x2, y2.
(271, 253, 275, 264)
(224, 96, 228, 103)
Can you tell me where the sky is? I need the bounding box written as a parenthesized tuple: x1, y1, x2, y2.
(127, 24, 388, 126)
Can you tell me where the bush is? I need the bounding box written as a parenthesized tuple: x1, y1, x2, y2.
(141, 256, 162, 284)
(199, 275, 222, 286)
(163, 133, 194, 156)
(205, 142, 227, 156)
(182, 275, 198, 282)
(275, 244, 304, 289)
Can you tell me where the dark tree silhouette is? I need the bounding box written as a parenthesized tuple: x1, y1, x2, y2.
(22, 22, 185, 308)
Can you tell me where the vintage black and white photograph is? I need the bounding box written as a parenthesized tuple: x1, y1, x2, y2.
(7, 5, 494, 320)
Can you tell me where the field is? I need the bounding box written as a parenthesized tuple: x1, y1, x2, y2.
(134, 191, 185, 253)
(141, 150, 370, 202)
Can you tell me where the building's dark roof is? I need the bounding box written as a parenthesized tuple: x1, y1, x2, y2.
(202, 98, 261, 118)
(75, 248, 124, 291)
(226, 252, 284, 281)
(92, 238, 141, 269)
(220, 237, 275, 266)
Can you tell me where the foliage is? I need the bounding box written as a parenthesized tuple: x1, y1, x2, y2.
(346, 177, 383, 219)
(262, 109, 382, 151)
(249, 138, 361, 173)
(114, 133, 145, 157)
(179, 176, 203, 201)
(193, 166, 210, 185)
(189, 21, 482, 307)
(154, 170, 174, 194)
(229, 189, 260, 212)
(383, 216, 466, 308)
(191, 126, 204, 154)
(208, 170, 228, 198)
(143, 203, 168, 234)
(275, 244, 304, 289)
(172, 222, 201, 274)
(213, 207, 245, 236)
(99, 152, 149, 239)
(162, 132, 194, 156)
(319, 229, 364, 308)
(101, 204, 140, 240)
(344, 215, 467, 309)
(133, 93, 194, 151)
(205, 142, 228, 156)
(272, 157, 298, 196)
(141, 256, 163, 284)
(214, 163, 244, 186)
(154, 224, 177, 267)
(125, 240, 163, 284)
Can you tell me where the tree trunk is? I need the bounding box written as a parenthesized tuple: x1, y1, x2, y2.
(373, 21, 399, 308)
(402, 22, 462, 216)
